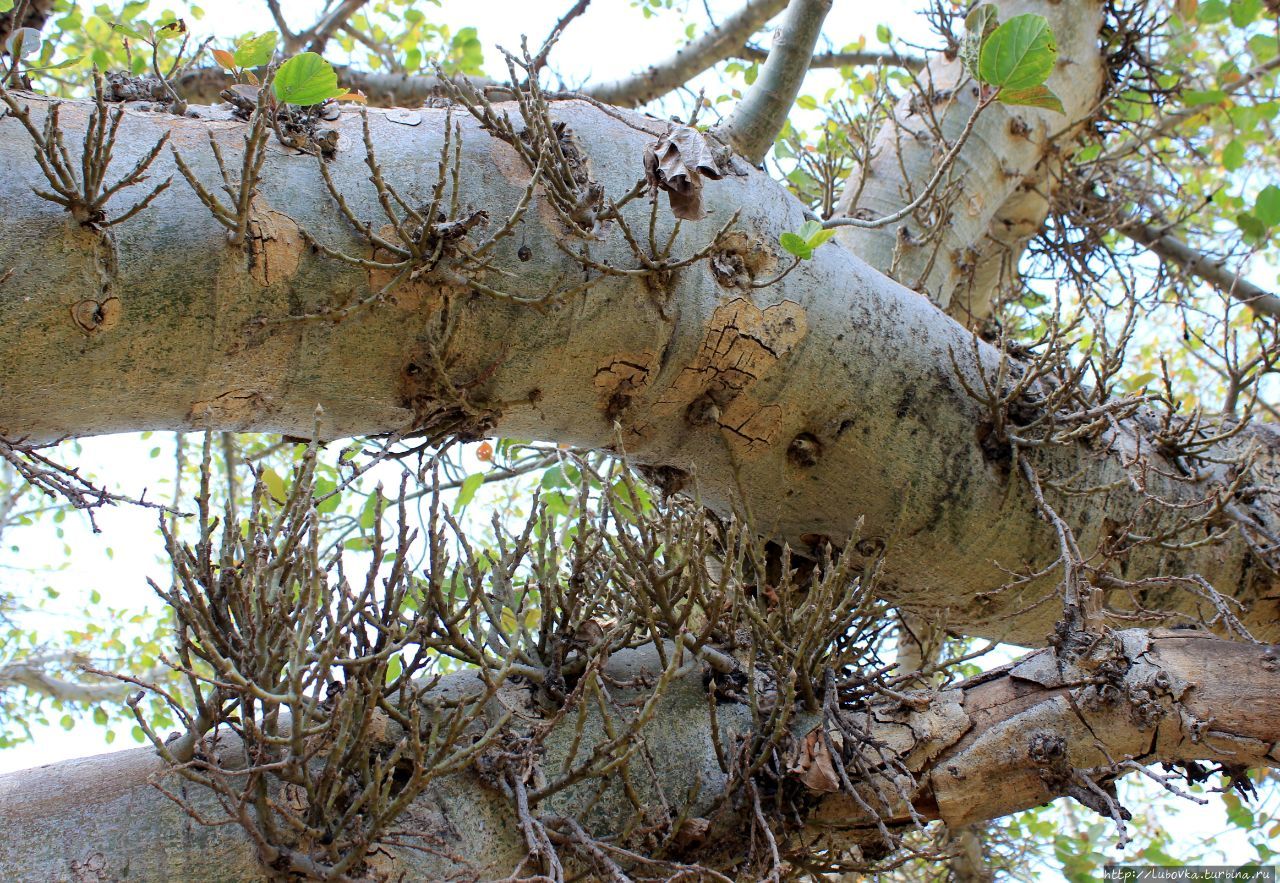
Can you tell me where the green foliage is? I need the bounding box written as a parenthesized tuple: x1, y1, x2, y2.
(975, 13, 1064, 112)
(272, 51, 346, 106)
(780, 219, 835, 260)
(233, 30, 276, 69)
(453, 472, 484, 513)
(1255, 185, 1280, 228)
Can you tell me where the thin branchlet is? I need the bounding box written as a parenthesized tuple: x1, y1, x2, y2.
(170, 87, 271, 246)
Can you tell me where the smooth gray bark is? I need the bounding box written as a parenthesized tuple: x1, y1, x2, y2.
(0, 94, 1277, 647)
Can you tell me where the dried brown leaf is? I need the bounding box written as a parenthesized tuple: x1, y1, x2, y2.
(643, 125, 726, 221)
(787, 728, 842, 793)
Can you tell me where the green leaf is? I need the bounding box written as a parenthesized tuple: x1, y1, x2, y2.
(540, 466, 568, 489)
(779, 232, 813, 260)
(798, 219, 823, 240)
(876, 24, 891, 44)
(977, 14, 1058, 93)
(93, 707, 109, 726)
(1183, 88, 1227, 106)
(1198, 0, 1229, 21)
(261, 467, 286, 501)
(358, 491, 381, 530)
(999, 84, 1065, 113)
(806, 228, 836, 249)
(1255, 184, 1280, 227)
(385, 653, 403, 684)
(454, 472, 484, 513)
(154, 19, 186, 41)
(234, 30, 277, 69)
(1237, 211, 1267, 245)
(273, 51, 345, 106)
(60, 714, 75, 731)
(1249, 34, 1278, 63)
(0, 1, 14, 13)
(1125, 371, 1158, 392)
(1223, 139, 1246, 170)
(1230, 0, 1261, 26)
(313, 478, 340, 513)
(110, 21, 147, 41)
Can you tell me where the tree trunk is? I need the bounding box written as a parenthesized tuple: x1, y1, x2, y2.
(0, 93, 1276, 646)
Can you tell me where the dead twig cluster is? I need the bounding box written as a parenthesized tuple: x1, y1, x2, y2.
(0, 434, 175, 532)
(109, 435, 518, 880)
(0, 72, 171, 229)
(170, 87, 270, 247)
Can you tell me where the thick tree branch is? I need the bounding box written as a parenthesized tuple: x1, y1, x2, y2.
(301, 0, 370, 55)
(173, 39, 920, 111)
(834, 0, 1108, 321)
(736, 43, 925, 71)
(0, 94, 1278, 646)
(714, 0, 833, 165)
(0, 653, 143, 704)
(1124, 222, 1280, 318)
(1, 630, 1274, 879)
(585, 0, 789, 107)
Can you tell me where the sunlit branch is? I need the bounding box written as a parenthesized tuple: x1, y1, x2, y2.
(1125, 221, 1280, 318)
(713, 0, 833, 164)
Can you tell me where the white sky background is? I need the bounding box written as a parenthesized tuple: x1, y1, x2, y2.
(0, 0, 1268, 874)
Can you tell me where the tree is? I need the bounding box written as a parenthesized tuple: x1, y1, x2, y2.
(0, 0, 1278, 879)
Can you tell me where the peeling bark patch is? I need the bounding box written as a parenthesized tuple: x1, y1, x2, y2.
(246, 203, 303, 287)
(656, 298, 806, 456)
(594, 353, 656, 424)
(367, 224, 456, 313)
(718, 398, 786, 456)
(69, 297, 121, 334)
(709, 231, 778, 290)
(188, 389, 270, 430)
